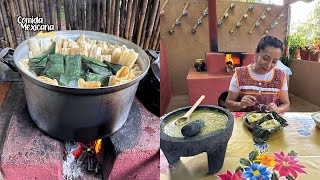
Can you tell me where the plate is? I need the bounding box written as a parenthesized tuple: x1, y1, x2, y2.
(242, 112, 267, 130)
(243, 113, 253, 130)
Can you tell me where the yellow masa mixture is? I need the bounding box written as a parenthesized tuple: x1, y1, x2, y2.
(163, 110, 228, 138)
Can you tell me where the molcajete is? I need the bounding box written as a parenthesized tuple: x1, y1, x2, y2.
(160, 105, 234, 174)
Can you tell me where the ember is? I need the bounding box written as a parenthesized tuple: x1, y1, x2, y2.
(64, 140, 102, 175)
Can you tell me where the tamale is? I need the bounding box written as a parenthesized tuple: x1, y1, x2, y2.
(28, 41, 56, 75)
(86, 72, 109, 87)
(83, 62, 112, 77)
(43, 54, 65, 79)
(59, 55, 82, 87)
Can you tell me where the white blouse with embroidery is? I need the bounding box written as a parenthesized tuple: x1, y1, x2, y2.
(229, 65, 288, 93)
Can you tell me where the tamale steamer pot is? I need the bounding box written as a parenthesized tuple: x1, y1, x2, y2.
(13, 30, 150, 141)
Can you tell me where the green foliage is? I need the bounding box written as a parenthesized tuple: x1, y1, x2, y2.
(281, 55, 292, 67)
(271, 171, 279, 180)
(291, 0, 320, 46)
(235, 166, 244, 172)
(239, 158, 251, 166)
(288, 33, 310, 48)
(248, 150, 258, 161)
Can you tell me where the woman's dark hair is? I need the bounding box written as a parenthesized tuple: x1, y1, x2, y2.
(255, 35, 284, 53)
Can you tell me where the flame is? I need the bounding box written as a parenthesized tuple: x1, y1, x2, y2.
(94, 139, 102, 154)
(225, 54, 240, 65)
(226, 54, 234, 64)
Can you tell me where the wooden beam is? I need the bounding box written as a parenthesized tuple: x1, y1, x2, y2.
(208, 0, 218, 52)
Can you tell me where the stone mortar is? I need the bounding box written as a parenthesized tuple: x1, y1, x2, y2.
(160, 105, 234, 174)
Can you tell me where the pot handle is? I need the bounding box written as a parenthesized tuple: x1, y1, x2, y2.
(0, 47, 18, 72)
(145, 49, 159, 64)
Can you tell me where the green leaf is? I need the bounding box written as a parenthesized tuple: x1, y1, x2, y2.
(59, 55, 82, 87)
(83, 62, 112, 77)
(104, 61, 123, 75)
(81, 55, 109, 67)
(285, 175, 295, 180)
(28, 42, 56, 76)
(43, 54, 65, 79)
(29, 41, 56, 64)
(235, 166, 243, 172)
(248, 151, 259, 161)
(239, 158, 251, 166)
(271, 172, 279, 180)
(86, 72, 109, 87)
(28, 57, 48, 75)
(288, 150, 298, 158)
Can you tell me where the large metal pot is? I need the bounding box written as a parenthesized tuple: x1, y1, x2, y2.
(13, 30, 150, 142)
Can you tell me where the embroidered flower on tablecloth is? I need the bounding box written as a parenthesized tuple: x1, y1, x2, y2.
(217, 145, 307, 180)
(255, 154, 276, 167)
(273, 151, 307, 178)
(234, 112, 246, 118)
(217, 170, 245, 180)
(242, 163, 271, 179)
(254, 143, 268, 150)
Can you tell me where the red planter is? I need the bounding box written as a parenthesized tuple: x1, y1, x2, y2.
(300, 49, 310, 60)
(310, 52, 320, 61)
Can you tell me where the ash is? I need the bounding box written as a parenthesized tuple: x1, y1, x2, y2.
(63, 142, 101, 180)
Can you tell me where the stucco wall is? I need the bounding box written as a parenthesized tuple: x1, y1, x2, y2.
(289, 60, 320, 107)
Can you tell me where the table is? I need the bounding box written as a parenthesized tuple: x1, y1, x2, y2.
(160, 112, 320, 180)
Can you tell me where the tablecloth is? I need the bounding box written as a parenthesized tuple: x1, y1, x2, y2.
(160, 112, 320, 180)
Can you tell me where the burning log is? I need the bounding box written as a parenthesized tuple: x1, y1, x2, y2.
(68, 140, 103, 174)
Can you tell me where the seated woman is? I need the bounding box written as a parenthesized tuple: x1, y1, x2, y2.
(225, 35, 290, 113)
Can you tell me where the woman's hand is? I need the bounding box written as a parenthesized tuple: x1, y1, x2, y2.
(267, 103, 279, 113)
(240, 95, 256, 109)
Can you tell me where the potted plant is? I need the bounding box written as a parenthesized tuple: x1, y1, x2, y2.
(288, 33, 311, 60)
(310, 38, 320, 61)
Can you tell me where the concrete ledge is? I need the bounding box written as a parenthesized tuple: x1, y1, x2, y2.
(0, 94, 64, 180)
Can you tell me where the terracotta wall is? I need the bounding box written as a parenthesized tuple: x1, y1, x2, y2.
(160, 0, 289, 95)
(160, 0, 210, 95)
(215, 0, 288, 52)
(160, 41, 171, 115)
(289, 60, 320, 106)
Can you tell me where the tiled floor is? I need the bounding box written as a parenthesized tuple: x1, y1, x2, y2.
(166, 93, 320, 114)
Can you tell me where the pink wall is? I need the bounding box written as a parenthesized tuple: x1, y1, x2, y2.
(160, 40, 171, 116)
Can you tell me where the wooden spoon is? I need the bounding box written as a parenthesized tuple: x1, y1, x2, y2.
(174, 95, 206, 126)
